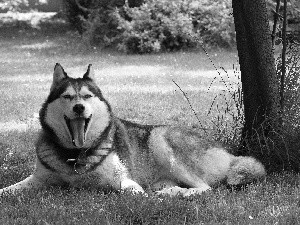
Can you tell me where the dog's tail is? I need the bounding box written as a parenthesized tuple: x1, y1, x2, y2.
(227, 156, 266, 185)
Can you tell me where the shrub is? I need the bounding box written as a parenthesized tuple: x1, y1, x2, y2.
(192, 0, 235, 49)
(64, 0, 235, 52)
(63, 0, 144, 41)
(114, 0, 235, 53)
(63, 0, 129, 35)
(80, 1, 124, 47)
(63, 0, 91, 34)
(114, 0, 198, 53)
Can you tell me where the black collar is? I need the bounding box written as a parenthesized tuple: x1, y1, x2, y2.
(66, 119, 116, 174)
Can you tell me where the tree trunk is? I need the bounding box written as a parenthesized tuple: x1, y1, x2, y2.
(231, 0, 295, 171)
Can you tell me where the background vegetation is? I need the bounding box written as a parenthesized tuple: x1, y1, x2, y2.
(65, 0, 235, 52)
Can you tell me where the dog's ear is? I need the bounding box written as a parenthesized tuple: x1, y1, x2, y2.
(83, 64, 95, 80)
(51, 63, 68, 91)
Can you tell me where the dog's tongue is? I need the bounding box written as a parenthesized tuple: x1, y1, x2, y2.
(70, 118, 85, 147)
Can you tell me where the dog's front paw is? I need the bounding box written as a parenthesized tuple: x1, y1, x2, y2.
(156, 185, 212, 197)
(183, 186, 211, 197)
(156, 186, 188, 197)
(120, 179, 146, 196)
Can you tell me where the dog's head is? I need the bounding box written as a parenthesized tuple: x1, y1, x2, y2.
(40, 63, 111, 149)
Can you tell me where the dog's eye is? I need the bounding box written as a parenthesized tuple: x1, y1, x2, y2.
(83, 94, 93, 99)
(62, 95, 72, 99)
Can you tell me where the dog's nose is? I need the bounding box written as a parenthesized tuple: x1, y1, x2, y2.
(73, 104, 85, 115)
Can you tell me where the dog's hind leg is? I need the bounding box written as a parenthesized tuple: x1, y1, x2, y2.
(150, 127, 212, 196)
(155, 166, 212, 197)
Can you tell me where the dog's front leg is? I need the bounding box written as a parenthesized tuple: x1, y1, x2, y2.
(0, 174, 44, 195)
(98, 152, 145, 194)
(120, 178, 145, 194)
(0, 160, 64, 195)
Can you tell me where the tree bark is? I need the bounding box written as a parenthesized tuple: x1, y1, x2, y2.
(232, 0, 287, 171)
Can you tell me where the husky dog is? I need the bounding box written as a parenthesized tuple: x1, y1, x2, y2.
(0, 64, 266, 197)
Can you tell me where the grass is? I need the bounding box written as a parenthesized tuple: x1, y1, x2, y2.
(1, 18, 300, 224)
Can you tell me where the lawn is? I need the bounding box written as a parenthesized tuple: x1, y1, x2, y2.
(0, 25, 300, 224)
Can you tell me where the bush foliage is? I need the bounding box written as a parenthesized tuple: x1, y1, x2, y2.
(115, 0, 235, 53)
(63, 0, 143, 44)
(115, 0, 196, 53)
(191, 0, 235, 49)
(114, 0, 197, 53)
(64, 0, 235, 53)
(63, 0, 128, 35)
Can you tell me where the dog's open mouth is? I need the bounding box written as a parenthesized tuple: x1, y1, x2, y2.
(64, 115, 92, 148)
